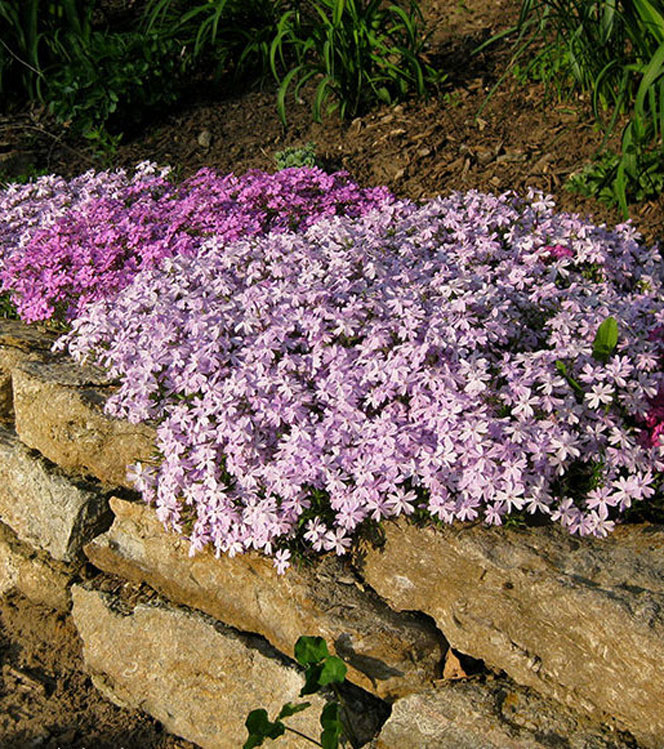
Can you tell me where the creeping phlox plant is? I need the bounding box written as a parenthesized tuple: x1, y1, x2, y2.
(56, 186, 664, 573)
(0, 163, 392, 322)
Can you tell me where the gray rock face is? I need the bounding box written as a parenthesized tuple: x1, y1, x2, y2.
(0, 426, 113, 561)
(85, 497, 445, 699)
(361, 520, 664, 747)
(13, 359, 156, 488)
(71, 585, 344, 749)
(374, 680, 635, 749)
(0, 521, 74, 611)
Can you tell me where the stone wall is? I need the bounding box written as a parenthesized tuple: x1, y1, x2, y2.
(0, 320, 662, 749)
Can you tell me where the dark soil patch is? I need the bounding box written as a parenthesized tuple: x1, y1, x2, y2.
(0, 0, 662, 746)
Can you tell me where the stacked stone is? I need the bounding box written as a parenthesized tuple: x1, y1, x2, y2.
(0, 319, 661, 748)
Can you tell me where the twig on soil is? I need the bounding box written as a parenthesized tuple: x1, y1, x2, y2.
(19, 125, 98, 170)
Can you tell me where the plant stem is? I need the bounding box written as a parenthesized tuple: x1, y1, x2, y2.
(20, 125, 98, 169)
(284, 726, 323, 746)
(0, 37, 42, 77)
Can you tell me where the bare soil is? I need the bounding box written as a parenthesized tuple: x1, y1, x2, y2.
(0, 0, 662, 746)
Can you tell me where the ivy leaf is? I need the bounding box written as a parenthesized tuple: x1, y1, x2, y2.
(318, 656, 347, 686)
(243, 709, 285, 749)
(320, 702, 344, 749)
(592, 316, 619, 362)
(277, 701, 311, 720)
(300, 663, 324, 696)
(295, 635, 329, 665)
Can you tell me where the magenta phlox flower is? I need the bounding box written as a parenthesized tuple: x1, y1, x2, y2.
(541, 244, 574, 261)
(1, 164, 395, 322)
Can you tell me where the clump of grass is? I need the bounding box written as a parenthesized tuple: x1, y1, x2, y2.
(487, 0, 664, 215)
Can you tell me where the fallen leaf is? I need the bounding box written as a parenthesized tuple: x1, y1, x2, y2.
(443, 648, 468, 680)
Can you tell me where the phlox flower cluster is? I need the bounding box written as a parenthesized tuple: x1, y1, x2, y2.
(0, 163, 392, 322)
(60, 187, 664, 571)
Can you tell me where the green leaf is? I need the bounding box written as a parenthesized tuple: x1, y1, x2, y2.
(243, 735, 264, 749)
(320, 701, 341, 728)
(332, 0, 345, 26)
(377, 85, 391, 103)
(300, 663, 324, 696)
(592, 316, 619, 362)
(318, 656, 347, 686)
(277, 701, 311, 720)
(634, 0, 664, 44)
(276, 66, 302, 125)
(555, 360, 584, 399)
(295, 636, 330, 665)
(320, 702, 344, 749)
(243, 709, 285, 749)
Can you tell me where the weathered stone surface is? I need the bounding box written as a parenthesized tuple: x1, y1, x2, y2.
(373, 680, 634, 749)
(0, 319, 57, 421)
(13, 359, 156, 488)
(0, 320, 57, 350)
(361, 520, 664, 747)
(0, 426, 113, 561)
(0, 348, 32, 421)
(71, 585, 340, 749)
(0, 521, 74, 611)
(85, 497, 444, 700)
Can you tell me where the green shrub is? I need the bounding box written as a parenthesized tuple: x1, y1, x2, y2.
(566, 147, 664, 206)
(45, 28, 188, 138)
(142, 0, 279, 83)
(0, 0, 191, 157)
(270, 0, 444, 123)
(0, 0, 93, 106)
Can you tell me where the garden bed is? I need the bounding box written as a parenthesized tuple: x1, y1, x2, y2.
(1, 0, 664, 746)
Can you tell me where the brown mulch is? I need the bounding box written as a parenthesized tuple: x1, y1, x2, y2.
(2, 0, 662, 242)
(0, 0, 662, 747)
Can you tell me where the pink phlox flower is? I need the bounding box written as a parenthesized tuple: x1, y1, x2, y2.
(541, 244, 574, 261)
(273, 549, 291, 574)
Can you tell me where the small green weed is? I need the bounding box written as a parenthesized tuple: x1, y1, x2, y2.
(244, 635, 351, 748)
(0, 293, 19, 321)
(45, 29, 187, 141)
(274, 142, 319, 170)
(0, 164, 49, 187)
(566, 149, 664, 206)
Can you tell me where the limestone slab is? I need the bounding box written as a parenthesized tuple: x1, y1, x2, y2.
(0, 426, 113, 561)
(0, 521, 74, 611)
(361, 520, 664, 747)
(13, 359, 156, 488)
(0, 319, 57, 421)
(373, 680, 635, 749)
(0, 320, 58, 351)
(85, 497, 445, 699)
(71, 585, 341, 749)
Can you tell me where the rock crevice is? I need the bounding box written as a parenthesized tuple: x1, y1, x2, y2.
(0, 320, 659, 748)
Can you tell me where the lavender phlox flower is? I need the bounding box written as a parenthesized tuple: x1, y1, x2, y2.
(41, 178, 664, 563)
